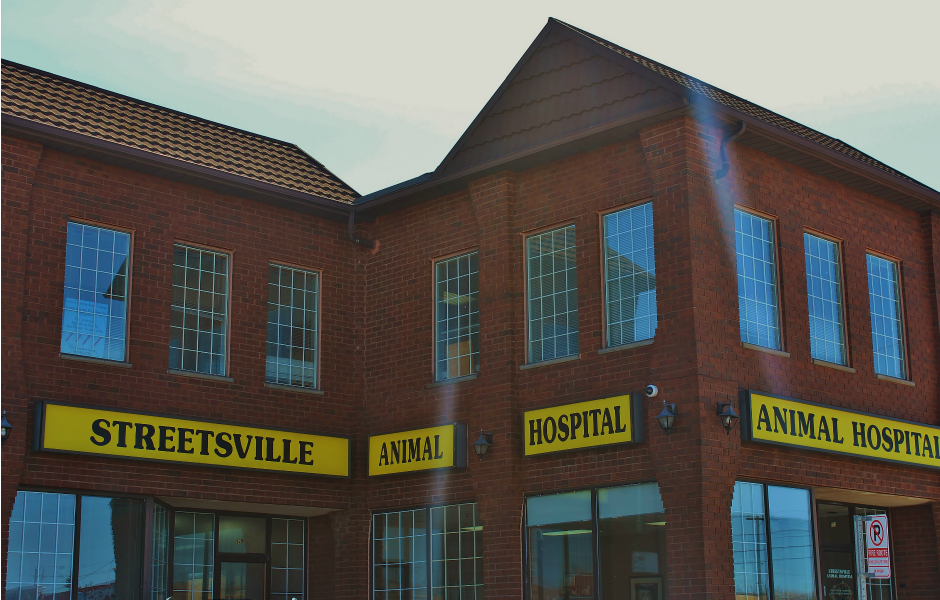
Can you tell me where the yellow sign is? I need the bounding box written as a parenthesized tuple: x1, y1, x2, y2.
(742, 391, 940, 470)
(369, 423, 467, 476)
(524, 395, 641, 456)
(35, 402, 350, 477)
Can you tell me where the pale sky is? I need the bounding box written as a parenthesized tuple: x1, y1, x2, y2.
(3, 0, 938, 194)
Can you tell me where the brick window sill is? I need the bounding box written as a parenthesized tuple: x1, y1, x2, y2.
(427, 374, 478, 389)
(265, 382, 325, 395)
(876, 374, 915, 387)
(742, 342, 790, 358)
(61, 353, 132, 369)
(520, 354, 580, 371)
(598, 339, 654, 354)
(812, 359, 855, 373)
(167, 368, 234, 383)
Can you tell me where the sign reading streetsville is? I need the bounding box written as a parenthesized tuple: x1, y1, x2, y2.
(741, 391, 940, 470)
(34, 402, 350, 477)
(368, 423, 467, 476)
(524, 394, 643, 456)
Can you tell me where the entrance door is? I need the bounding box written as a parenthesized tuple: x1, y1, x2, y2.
(217, 516, 268, 600)
(817, 503, 856, 600)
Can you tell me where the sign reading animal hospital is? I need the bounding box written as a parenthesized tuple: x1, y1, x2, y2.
(523, 394, 643, 457)
(866, 515, 891, 578)
(741, 391, 940, 470)
(368, 423, 468, 476)
(34, 401, 350, 477)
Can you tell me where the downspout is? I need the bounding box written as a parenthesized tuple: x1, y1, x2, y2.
(348, 210, 379, 253)
(715, 121, 747, 180)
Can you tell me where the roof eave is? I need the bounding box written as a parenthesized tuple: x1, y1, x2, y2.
(2, 114, 356, 221)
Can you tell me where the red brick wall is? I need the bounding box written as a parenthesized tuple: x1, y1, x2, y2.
(891, 503, 940, 599)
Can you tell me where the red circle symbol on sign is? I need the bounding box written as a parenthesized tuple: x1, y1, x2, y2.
(869, 521, 884, 546)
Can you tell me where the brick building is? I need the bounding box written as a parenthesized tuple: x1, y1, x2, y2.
(3, 18, 939, 600)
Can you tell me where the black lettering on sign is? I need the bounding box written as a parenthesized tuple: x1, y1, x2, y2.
(570, 413, 581, 440)
(773, 407, 787, 435)
(880, 427, 893, 452)
(614, 406, 628, 434)
(299, 440, 314, 465)
(817, 416, 831, 442)
(265, 437, 282, 463)
(529, 419, 542, 446)
(894, 429, 904, 455)
(178, 428, 195, 454)
(434, 435, 444, 459)
(409, 438, 422, 462)
(867, 425, 881, 450)
(922, 434, 934, 459)
(255, 436, 265, 461)
(853, 422, 866, 447)
(423, 437, 433, 461)
(379, 442, 389, 466)
(90, 419, 111, 446)
(215, 432, 233, 457)
(601, 408, 614, 435)
(590, 409, 601, 437)
(391, 440, 400, 464)
(797, 412, 815, 439)
(113, 421, 133, 448)
(912, 432, 922, 457)
(832, 418, 844, 444)
(789, 410, 796, 437)
(582, 410, 590, 438)
(544, 417, 556, 444)
(135, 423, 156, 450)
(196, 430, 214, 455)
(233, 434, 253, 459)
(158, 426, 176, 452)
(904, 430, 912, 455)
(756, 404, 772, 432)
(283, 439, 298, 464)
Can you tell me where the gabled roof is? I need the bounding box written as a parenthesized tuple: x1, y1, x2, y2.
(359, 18, 937, 213)
(1, 60, 359, 204)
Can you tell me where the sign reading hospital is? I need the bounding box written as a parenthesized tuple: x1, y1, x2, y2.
(34, 401, 350, 477)
(523, 394, 643, 457)
(368, 423, 468, 476)
(866, 515, 891, 578)
(741, 391, 940, 470)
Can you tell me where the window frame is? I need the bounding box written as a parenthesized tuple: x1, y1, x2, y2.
(522, 221, 580, 365)
(864, 249, 910, 381)
(61, 218, 136, 364)
(169, 241, 233, 377)
(523, 479, 665, 600)
(597, 199, 657, 350)
(802, 228, 851, 367)
(733, 205, 786, 352)
(731, 479, 820, 600)
(431, 248, 481, 382)
(265, 261, 323, 390)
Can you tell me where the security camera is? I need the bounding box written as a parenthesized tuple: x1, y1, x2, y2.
(645, 384, 659, 398)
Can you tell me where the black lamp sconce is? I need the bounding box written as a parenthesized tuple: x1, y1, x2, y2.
(655, 401, 678, 435)
(472, 430, 493, 461)
(1, 411, 12, 445)
(716, 402, 740, 435)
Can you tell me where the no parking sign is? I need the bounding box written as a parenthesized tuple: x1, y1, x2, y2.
(866, 515, 891, 578)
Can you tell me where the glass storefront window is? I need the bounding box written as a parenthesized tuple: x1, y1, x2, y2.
(271, 519, 305, 600)
(526, 483, 667, 600)
(77, 497, 146, 600)
(152, 504, 171, 600)
(173, 512, 216, 600)
(5, 491, 76, 600)
(373, 503, 482, 600)
(732, 482, 816, 600)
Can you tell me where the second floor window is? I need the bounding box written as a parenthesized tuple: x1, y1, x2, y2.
(435, 252, 479, 381)
(866, 254, 906, 379)
(169, 244, 229, 376)
(603, 202, 657, 347)
(803, 234, 846, 365)
(526, 225, 579, 363)
(61, 222, 130, 361)
(267, 264, 319, 389)
(735, 209, 781, 350)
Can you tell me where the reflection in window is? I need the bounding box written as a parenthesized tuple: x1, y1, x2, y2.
(272, 519, 305, 600)
(5, 491, 76, 600)
(603, 203, 657, 346)
(373, 508, 428, 600)
(598, 483, 667, 597)
(732, 482, 816, 600)
(267, 265, 319, 388)
(526, 491, 594, 600)
(866, 254, 906, 379)
(430, 503, 483, 600)
(169, 245, 229, 375)
(78, 497, 145, 600)
(804, 234, 847, 365)
(735, 209, 781, 350)
(435, 252, 480, 381)
(527, 225, 579, 362)
(173, 512, 215, 600)
(61, 222, 130, 361)
(152, 504, 171, 600)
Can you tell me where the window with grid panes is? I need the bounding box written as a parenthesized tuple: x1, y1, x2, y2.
(373, 503, 483, 600)
(866, 254, 906, 379)
(603, 203, 657, 346)
(61, 222, 131, 361)
(169, 245, 229, 375)
(734, 209, 781, 350)
(172, 512, 215, 600)
(267, 265, 319, 389)
(271, 518, 306, 600)
(526, 225, 578, 363)
(804, 234, 847, 365)
(435, 252, 479, 381)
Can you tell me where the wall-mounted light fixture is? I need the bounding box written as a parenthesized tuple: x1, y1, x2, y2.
(472, 430, 493, 461)
(655, 402, 677, 435)
(1, 411, 12, 445)
(716, 402, 739, 435)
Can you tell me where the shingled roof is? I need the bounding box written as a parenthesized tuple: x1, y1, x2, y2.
(554, 19, 930, 190)
(1, 60, 359, 203)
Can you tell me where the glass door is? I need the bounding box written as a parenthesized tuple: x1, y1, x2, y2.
(817, 503, 856, 600)
(217, 516, 268, 600)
